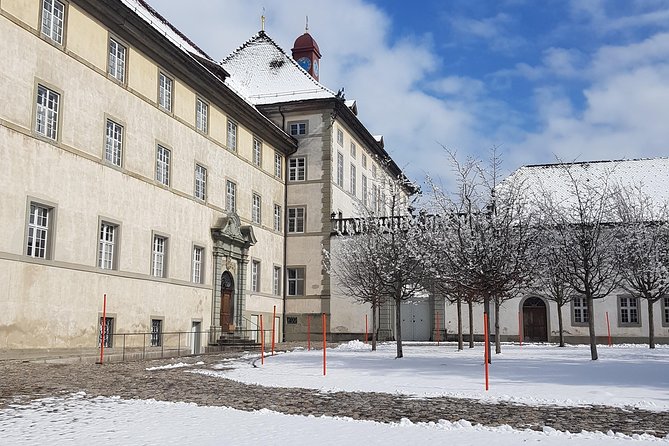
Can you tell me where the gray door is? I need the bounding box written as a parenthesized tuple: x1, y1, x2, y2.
(191, 321, 201, 354)
(400, 301, 431, 341)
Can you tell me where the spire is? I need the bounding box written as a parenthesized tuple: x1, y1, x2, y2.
(261, 7, 266, 31)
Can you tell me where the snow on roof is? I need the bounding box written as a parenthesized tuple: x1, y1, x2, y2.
(221, 31, 335, 105)
(120, 0, 211, 59)
(508, 157, 669, 208)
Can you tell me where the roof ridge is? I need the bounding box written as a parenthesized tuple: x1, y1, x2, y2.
(522, 156, 669, 169)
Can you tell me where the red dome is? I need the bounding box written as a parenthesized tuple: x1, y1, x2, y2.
(292, 32, 321, 57)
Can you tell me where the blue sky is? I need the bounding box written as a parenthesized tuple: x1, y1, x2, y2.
(155, 0, 669, 183)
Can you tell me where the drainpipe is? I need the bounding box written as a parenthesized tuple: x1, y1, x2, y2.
(280, 105, 288, 342)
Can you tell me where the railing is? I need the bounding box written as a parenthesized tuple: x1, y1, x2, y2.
(98, 327, 271, 363)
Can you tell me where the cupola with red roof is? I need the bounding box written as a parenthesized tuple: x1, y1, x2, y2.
(292, 21, 322, 81)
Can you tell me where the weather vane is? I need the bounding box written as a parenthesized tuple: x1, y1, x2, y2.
(305, 15, 309, 32)
(261, 7, 266, 31)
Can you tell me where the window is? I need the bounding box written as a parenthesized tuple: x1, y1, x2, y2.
(151, 234, 167, 278)
(289, 121, 307, 136)
(289, 157, 306, 181)
(151, 319, 162, 347)
(98, 316, 114, 348)
(195, 164, 207, 201)
(156, 145, 170, 186)
(192, 246, 203, 284)
(26, 203, 53, 259)
(226, 180, 236, 212)
(105, 119, 123, 167)
(98, 222, 117, 270)
(41, 0, 65, 44)
(372, 164, 377, 179)
(196, 98, 208, 133)
(573, 297, 588, 324)
(336, 128, 344, 146)
(253, 138, 262, 167)
(663, 296, 669, 326)
(273, 204, 282, 232)
(274, 152, 282, 178)
(350, 164, 357, 195)
(287, 207, 305, 233)
(252, 193, 262, 224)
(35, 85, 60, 140)
(251, 260, 260, 292)
(361, 174, 368, 207)
(227, 119, 237, 151)
(362, 153, 367, 169)
(158, 72, 173, 112)
(336, 152, 344, 187)
(371, 184, 378, 212)
(108, 37, 126, 83)
(619, 296, 639, 325)
(287, 268, 305, 296)
(350, 142, 356, 158)
(273, 266, 281, 295)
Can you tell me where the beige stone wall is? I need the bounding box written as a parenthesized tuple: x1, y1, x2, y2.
(0, 2, 288, 348)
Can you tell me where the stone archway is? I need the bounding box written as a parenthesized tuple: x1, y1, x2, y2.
(220, 271, 235, 332)
(522, 297, 548, 342)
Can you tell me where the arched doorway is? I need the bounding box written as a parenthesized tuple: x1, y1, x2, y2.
(220, 271, 235, 332)
(522, 297, 548, 342)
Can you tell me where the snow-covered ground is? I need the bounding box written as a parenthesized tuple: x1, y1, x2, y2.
(1, 342, 668, 445)
(202, 341, 669, 411)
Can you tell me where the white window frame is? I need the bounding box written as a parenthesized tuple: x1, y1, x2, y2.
(572, 296, 589, 325)
(98, 222, 117, 270)
(108, 37, 126, 83)
(252, 193, 262, 224)
(35, 84, 60, 140)
(156, 145, 170, 186)
(274, 152, 282, 178)
(362, 153, 367, 169)
(336, 128, 344, 146)
(289, 121, 307, 136)
(350, 164, 357, 195)
(105, 119, 123, 167)
(287, 267, 305, 296)
(26, 203, 52, 259)
(226, 180, 236, 212)
(195, 164, 207, 201)
(253, 138, 262, 167)
(158, 72, 173, 112)
(336, 151, 344, 187)
(41, 0, 65, 45)
(619, 296, 640, 326)
(196, 98, 208, 133)
(289, 157, 306, 182)
(251, 260, 260, 293)
(192, 246, 203, 284)
(361, 174, 368, 207)
(98, 316, 114, 348)
(663, 296, 669, 327)
(151, 319, 163, 347)
(273, 204, 282, 232)
(151, 234, 167, 278)
(227, 119, 237, 151)
(350, 142, 356, 158)
(273, 266, 281, 296)
(287, 207, 305, 233)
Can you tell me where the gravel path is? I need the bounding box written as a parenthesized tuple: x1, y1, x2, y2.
(1, 353, 667, 438)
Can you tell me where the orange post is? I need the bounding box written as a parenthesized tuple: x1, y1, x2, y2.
(99, 294, 107, 364)
(364, 314, 368, 344)
(484, 313, 489, 391)
(606, 311, 612, 347)
(436, 311, 440, 346)
(518, 311, 523, 347)
(271, 305, 276, 356)
(260, 315, 265, 365)
(322, 312, 327, 376)
(307, 314, 311, 351)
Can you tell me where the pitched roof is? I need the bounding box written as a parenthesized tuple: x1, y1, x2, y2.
(508, 157, 669, 207)
(221, 31, 335, 105)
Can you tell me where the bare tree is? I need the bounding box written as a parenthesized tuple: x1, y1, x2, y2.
(536, 162, 622, 360)
(614, 186, 669, 349)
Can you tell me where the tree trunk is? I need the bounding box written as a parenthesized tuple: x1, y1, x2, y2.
(468, 299, 474, 348)
(557, 303, 565, 347)
(494, 297, 501, 354)
(648, 299, 655, 349)
(456, 296, 463, 351)
(483, 294, 491, 363)
(587, 296, 598, 360)
(395, 295, 403, 358)
(371, 301, 377, 351)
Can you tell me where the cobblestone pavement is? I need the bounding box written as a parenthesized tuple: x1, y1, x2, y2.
(1, 353, 667, 438)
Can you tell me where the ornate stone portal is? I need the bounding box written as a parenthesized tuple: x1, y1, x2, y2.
(211, 212, 256, 338)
